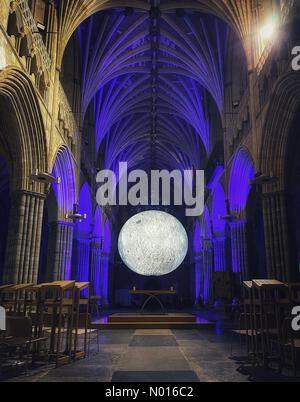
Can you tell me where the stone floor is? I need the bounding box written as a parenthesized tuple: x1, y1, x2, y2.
(4, 325, 299, 382)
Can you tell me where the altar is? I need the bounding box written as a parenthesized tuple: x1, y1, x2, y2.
(129, 289, 177, 314)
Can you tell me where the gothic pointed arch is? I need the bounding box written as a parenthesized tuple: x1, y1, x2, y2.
(229, 147, 255, 214)
(0, 67, 47, 192)
(260, 71, 300, 190)
(259, 71, 300, 281)
(50, 145, 77, 220)
(212, 183, 227, 235)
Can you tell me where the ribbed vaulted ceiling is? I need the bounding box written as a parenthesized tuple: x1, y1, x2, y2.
(77, 5, 230, 174)
(57, 0, 251, 66)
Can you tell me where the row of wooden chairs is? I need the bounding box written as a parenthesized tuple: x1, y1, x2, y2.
(0, 281, 98, 377)
(0, 316, 48, 376)
(232, 280, 300, 376)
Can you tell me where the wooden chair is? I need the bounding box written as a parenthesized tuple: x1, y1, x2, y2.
(76, 313, 100, 356)
(280, 317, 300, 376)
(89, 296, 103, 320)
(0, 329, 9, 371)
(252, 280, 285, 366)
(4, 316, 47, 372)
(230, 312, 261, 362)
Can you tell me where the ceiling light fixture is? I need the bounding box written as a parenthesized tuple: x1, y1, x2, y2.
(29, 170, 60, 185)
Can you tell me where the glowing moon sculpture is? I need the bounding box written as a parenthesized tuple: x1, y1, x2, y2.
(118, 210, 188, 276)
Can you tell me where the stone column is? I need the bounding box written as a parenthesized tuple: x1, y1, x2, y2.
(230, 220, 248, 281)
(100, 253, 110, 305)
(262, 191, 290, 281)
(46, 221, 74, 281)
(3, 190, 45, 284)
(202, 240, 214, 303)
(194, 254, 202, 304)
(72, 238, 91, 285)
(213, 237, 227, 272)
(89, 241, 102, 296)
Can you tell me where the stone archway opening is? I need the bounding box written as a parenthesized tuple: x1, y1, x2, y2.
(0, 68, 47, 284)
(38, 186, 58, 283)
(41, 146, 76, 282)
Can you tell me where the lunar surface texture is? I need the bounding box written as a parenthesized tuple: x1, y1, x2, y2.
(118, 210, 188, 276)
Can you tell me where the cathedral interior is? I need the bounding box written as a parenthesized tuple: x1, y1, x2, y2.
(0, 0, 300, 384)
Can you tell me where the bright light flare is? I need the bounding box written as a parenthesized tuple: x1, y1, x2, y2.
(260, 16, 279, 40)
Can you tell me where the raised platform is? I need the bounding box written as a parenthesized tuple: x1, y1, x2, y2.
(91, 313, 215, 330)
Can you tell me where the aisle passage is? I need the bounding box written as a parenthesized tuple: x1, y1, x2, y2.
(10, 329, 252, 383)
(112, 329, 199, 382)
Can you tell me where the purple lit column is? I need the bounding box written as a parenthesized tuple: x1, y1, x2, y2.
(193, 222, 203, 304)
(194, 254, 202, 304)
(72, 238, 91, 285)
(100, 220, 110, 306)
(100, 253, 109, 305)
(213, 237, 226, 272)
(230, 220, 248, 281)
(203, 239, 214, 304)
(89, 240, 102, 296)
(46, 221, 74, 281)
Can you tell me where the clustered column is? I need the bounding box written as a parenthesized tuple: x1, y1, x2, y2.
(262, 191, 290, 281)
(72, 238, 91, 286)
(3, 190, 45, 284)
(230, 220, 248, 281)
(194, 254, 203, 304)
(213, 237, 226, 273)
(89, 240, 102, 296)
(46, 221, 74, 281)
(202, 239, 214, 303)
(100, 254, 109, 305)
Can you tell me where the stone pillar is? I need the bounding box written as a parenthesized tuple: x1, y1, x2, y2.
(100, 254, 109, 305)
(46, 221, 74, 281)
(3, 190, 45, 284)
(89, 241, 102, 296)
(203, 240, 214, 303)
(230, 220, 248, 281)
(262, 191, 290, 281)
(194, 255, 202, 304)
(72, 238, 91, 284)
(213, 237, 226, 272)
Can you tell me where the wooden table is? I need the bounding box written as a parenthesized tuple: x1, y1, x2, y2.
(129, 290, 177, 314)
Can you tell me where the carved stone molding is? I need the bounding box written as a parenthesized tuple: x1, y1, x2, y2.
(57, 83, 79, 157)
(7, 0, 52, 97)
